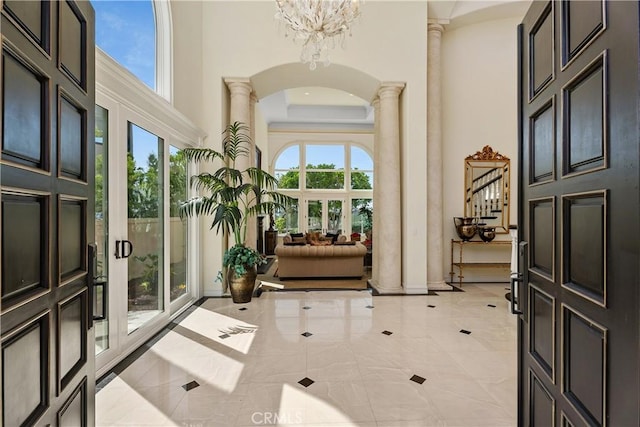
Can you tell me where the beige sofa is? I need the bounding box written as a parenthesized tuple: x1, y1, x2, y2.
(275, 242, 367, 279)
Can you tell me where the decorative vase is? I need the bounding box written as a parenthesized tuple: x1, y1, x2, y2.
(478, 225, 496, 242)
(454, 217, 478, 241)
(228, 265, 257, 303)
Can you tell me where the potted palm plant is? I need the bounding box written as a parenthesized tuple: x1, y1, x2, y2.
(180, 121, 292, 303)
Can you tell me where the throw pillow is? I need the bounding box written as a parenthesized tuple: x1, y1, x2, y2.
(325, 232, 339, 244)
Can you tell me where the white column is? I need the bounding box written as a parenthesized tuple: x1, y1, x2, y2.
(426, 23, 452, 291)
(371, 82, 405, 294)
(224, 78, 256, 249)
(371, 98, 381, 286)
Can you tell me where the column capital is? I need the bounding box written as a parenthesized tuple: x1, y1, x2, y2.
(428, 23, 446, 35)
(377, 82, 405, 100)
(224, 78, 253, 95)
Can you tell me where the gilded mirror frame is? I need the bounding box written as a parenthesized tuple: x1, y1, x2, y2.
(464, 145, 510, 233)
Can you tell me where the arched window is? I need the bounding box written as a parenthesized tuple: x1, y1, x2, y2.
(92, 0, 172, 99)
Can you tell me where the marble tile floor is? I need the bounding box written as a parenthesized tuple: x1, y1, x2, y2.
(96, 283, 517, 426)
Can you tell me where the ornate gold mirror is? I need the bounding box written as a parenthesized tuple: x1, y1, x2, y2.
(464, 146, 510, 233)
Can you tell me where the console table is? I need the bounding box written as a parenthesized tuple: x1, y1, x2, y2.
(449, 239, 511, 287)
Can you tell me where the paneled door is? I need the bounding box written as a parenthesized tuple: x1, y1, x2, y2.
(517, 1, 639, 426)
(1, 0, 96, 425)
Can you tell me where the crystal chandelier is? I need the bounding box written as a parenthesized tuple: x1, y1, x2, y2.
(275, 0, 362, 70)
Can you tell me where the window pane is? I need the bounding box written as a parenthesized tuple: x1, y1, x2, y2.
(307, 200, 322, 232)
(306, 171, 344, 189)
(306, 145, 345, 168)
(351, 171, 373, 189)
(351, 146, 373, 170)
(275, 199, 299, 233)
(275, 145, 299, 169)
(352, 199, 373, 235)
(94, 105, 108, 355)
(276, 170, 299, 189)
(127, 123, 164, 334)
(169, 146, 187, 302)
(93, 0, 156, 90)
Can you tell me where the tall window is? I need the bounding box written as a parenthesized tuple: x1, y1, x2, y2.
(93, 0, 156, 90)
(273, 143, 373, 235)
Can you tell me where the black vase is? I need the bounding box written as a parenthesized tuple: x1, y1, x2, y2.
(478, 226, 496, 242)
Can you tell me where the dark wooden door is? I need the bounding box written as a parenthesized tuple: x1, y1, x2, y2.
(1, 0, 95, 425)
(517, 1, 639, 426)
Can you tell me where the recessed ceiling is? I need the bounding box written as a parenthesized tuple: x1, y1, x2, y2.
(258, 86, 374, 129)
(287, 87, 368, 107)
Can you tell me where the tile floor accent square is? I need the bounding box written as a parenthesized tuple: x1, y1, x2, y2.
(301, 332, 313, 337)
(382, 330, 393, 335)
(298, 377, 315, 388)
(219, 334, 230, 339)
(410, 375, 426, 384)
(459, 329, 472, 335)
(182, 380, 200, 391)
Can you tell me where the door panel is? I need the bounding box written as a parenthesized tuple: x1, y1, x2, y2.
(1, 0, 95, 425)
(518, 1, 639, 426)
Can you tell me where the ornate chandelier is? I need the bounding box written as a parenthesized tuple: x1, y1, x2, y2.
(275, 0, 362, 70)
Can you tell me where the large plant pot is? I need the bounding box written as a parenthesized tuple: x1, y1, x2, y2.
(228, 265, 257, 303)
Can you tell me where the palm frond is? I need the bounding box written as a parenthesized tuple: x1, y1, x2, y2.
(212, 166, 244, 185)
(190, 173, 227, 193)
(213, 204, 242, 234)
(223, 122, 251, 161)
(182, 148, 224, 163)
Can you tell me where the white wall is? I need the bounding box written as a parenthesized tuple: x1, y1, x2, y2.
(171, 1, 204, 127)
(441, 15, 522, 282)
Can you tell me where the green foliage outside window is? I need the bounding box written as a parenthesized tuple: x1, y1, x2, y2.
(277, 163, 372, 190)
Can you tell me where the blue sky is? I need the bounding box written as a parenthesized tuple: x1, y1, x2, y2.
(92, 0, 156, 89)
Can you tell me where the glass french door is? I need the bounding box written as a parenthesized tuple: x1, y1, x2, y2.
(94, 99, 193, 375)
(305, 197, 345, 234)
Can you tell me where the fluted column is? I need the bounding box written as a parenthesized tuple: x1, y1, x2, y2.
(224, 78, 256, 249)
(371, 98, 381, 286)
(426, 24, 450, 290)
(371, 82, 405, 293)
